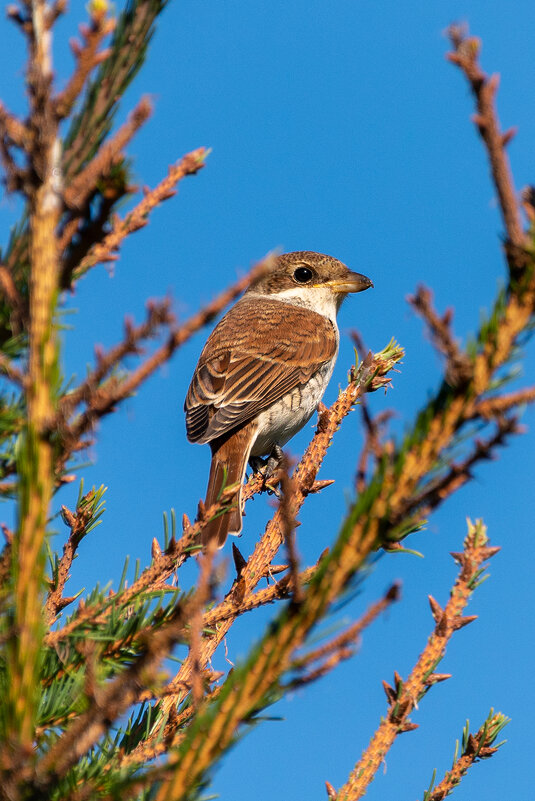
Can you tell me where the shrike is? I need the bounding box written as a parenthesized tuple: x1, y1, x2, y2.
(185, 251, 373, 547)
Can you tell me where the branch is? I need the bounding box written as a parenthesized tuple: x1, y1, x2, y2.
(335, 520, 499, 800)
(63, 96, 152, 211)
(7, 0, 62, 765)
(0, 264, 27, 332)
(59, 256, 273, 455)
(474, 385, 535, 418)
(44, 489, 104, 624)
(395, 414, 521, 527)
(447, 25, 525, 257)
(287, 582, 401, 689)
(35, 602, 188, 786)
(54, 8, 115, 120)
(73, 147, 208, 279)
(422, 712, 509, 801)
(0, 100, 31, 149)
(408, 285, 472, 386)
(59, 298, 174, 417)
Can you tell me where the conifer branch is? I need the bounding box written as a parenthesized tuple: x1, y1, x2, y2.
(394, 414, 521, 526)
(7, 0, 62, 766)
(72, 147, 207, 280)
(286, 582, 401, 689)
(474, 385, 535, 418)
(447, 26, 525, 259)
(35, 601, 188, 786)
(408, 285, 472, 386)
(334, 520, 498, 801)
(0, 100, 31, 150)
(63, 95, 152, 211)
(54, 6, 116, 120)
(59, 298, 174, 417)
(63, 0, 169, 178)
(0, 264, 27, 332)
(45, 488, 105, 624)
(421, 712, 509, 801)
(58, 256, 273, 462)
(152, 343, 404, 751)
(0, 351, 25, 386)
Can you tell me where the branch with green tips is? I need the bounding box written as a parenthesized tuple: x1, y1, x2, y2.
(422, 711, 509, 801)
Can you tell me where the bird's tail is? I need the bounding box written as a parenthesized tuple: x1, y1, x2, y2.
(202, 424, 255, 548)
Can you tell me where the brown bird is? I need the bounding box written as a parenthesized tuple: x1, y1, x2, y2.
(185, 251, 373, 547)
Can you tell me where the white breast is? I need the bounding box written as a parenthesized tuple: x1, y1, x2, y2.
(249, 286, 340, 458)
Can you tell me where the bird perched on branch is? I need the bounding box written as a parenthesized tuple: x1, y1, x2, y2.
(185, 251, 373, 547)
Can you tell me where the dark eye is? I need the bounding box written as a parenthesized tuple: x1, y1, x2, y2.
(293, 266, 313, 283)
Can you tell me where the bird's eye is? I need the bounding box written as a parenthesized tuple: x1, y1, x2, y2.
(293, 266, 313, 284)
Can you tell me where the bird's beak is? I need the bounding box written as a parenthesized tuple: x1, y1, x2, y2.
(320, 270, 374, 294)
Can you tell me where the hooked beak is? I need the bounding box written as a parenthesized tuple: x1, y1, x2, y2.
(320, 270, 374, 294)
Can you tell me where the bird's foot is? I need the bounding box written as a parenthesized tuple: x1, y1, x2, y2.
(249, 445, 284, 496)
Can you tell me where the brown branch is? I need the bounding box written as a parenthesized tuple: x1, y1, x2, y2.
(424, 713, 508, 801)
(54, 10, 115, 119)
(63, 96, 152, 211)
(475, 385, 535, 418)
(35, 601, 188, 786)
(397, 414, 521, 526)
(60, 256, 273, 450)
(279, 459, 303, 605)
(447, 25, 525, 255)
(408, 285, 473, 386)
(0, 101, 31, 150)
(59, 298, 174, 418)
(355, 399, 394, 494)
(73, 147, 208, 278)
(44, 490, 98, 625)
(287, 582, 401, 689)
(335, 520, 498, 801)
(156, 346, 403, 723)
(0, 351, 25, 387)
(0, 264, 27, 332)
(188, 543, 217, 706)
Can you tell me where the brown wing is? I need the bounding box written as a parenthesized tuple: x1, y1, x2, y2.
(185, 296, 337, 443)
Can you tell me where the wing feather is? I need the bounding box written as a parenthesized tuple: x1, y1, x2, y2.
(185, 297, 337, 443)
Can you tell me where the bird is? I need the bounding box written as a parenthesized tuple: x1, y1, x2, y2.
(184, 251, 373, 547)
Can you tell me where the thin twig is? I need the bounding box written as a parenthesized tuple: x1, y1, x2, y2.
(447, 25, 525, 254)
(44, 491, 98, 625)
(74, 148, 208, 278)
(408, 285, 472, 386)
(0, 100, 31, 149)
(335, 521, 498, 801)
(59, 298, 174, 417)
(60, 257, 273, 454)
(156, 345, 403, 724)
(287, 582, 401, 689)
(424, 712, 508, 801)
(63, 96, 152, 210)
(54, 10, 115, 119)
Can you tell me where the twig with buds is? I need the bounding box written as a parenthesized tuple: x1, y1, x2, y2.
(335, 520, 498, 801)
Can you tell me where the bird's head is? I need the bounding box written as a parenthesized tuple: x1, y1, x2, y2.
(246, 251, 373, 313)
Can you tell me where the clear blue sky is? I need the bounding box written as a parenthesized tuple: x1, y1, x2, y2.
(1, 2, 533, 799)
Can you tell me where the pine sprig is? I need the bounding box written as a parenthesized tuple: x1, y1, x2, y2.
(422, 711, 509, 801)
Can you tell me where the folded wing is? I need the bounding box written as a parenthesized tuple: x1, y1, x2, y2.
(185, 297, 337, 444)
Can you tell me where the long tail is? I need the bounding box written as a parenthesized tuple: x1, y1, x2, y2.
(202, 423, 255, 548)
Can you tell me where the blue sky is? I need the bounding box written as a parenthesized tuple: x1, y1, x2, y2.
(1, 2, 534, 799)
